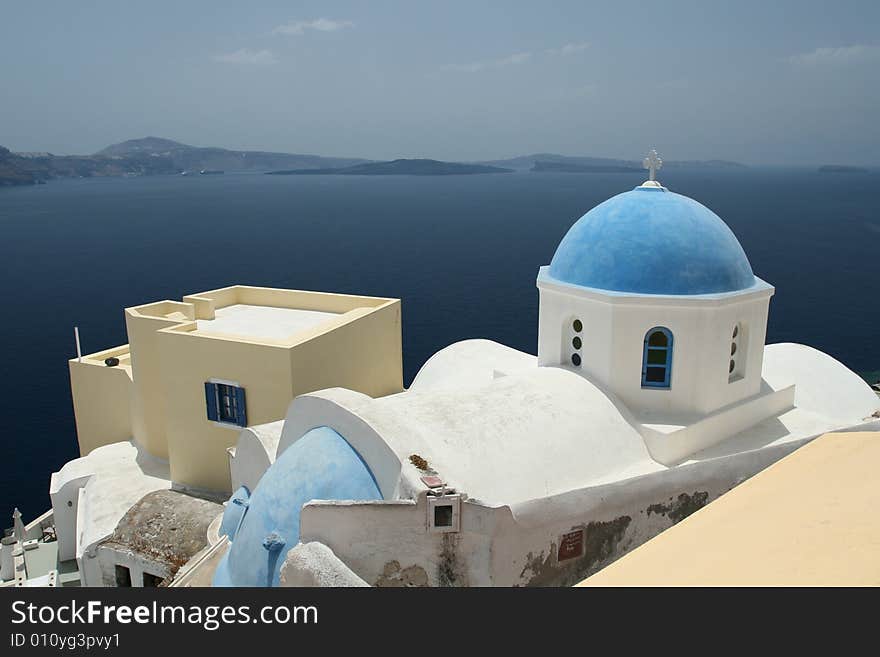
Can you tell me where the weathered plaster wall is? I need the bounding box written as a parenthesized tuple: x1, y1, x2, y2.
(493, 439, 809, 586)
(94, 546, 170, 588)
(297, 438, 809, 587)
(299, 496, 495, 587)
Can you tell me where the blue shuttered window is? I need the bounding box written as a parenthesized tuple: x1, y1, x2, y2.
(204, 381, 248, 427)
(233, 386, 247, 427)
(641, 327, 673, 389)
(204, 382, 219, 421)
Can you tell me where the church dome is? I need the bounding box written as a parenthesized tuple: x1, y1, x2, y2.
(548, 184, 755, 295)
(213, 426, 381, 587)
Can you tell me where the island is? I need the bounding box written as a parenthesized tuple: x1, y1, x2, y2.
(0, 137, 751, 187)
(818, 165, 869, 174)
(0, 137, 369, 185)
(267, 159, 513, 176)
(531, 160, 641, 173)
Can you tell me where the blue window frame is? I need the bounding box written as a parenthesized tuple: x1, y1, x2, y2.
(204, 381, 247, 427)
(641, 327, 673, 389)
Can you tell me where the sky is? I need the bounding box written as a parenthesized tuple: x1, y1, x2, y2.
(1, 0, 878, 164)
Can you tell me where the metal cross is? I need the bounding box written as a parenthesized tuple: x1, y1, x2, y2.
(643, 149, 662, 181)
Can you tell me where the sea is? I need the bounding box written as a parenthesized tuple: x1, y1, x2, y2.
(1, 167, 878, 522)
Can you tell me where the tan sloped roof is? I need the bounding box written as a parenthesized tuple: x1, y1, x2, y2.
(580, 431, 880, 587)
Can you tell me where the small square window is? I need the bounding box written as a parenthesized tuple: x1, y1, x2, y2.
(427, 494, 460, 533)
(434, 504, 453, 527)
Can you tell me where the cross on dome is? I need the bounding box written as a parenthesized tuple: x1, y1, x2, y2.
(643, 149, 662, 182)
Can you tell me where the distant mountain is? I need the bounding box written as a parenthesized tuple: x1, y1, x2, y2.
(267, 159, 513, 176)
(531, 160, 641, 174)
(480, 153, 748, 172)
(1, 139, 756, 187)
(0, 146, 38, 186)
(480, 153, 633, 171)
(96, 137, 369, 173)
(96, 136, 188, 157)
(0, 137, 370, 185)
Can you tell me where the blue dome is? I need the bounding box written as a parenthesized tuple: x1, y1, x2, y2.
(548, 186, 755, 295)
(213, 427, 381, 587)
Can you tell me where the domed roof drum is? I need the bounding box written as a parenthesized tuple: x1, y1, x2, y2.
(548, 185, 755, 295)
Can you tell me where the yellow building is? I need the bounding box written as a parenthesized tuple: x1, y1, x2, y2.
(69, 285, 403, 494)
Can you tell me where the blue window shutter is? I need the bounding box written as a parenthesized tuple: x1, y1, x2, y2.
(234, 386, 247, 427)
(205, 382, 219, 421)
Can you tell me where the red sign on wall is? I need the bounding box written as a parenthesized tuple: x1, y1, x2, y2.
(558, 529, 585, 562)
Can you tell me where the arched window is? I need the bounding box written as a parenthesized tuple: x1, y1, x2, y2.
(642, 327, 673, 389)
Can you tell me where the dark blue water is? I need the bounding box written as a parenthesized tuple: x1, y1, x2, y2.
(1, 169, 878, 521)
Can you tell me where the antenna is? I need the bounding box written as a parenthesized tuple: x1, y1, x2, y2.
(74, 326, 82, 363)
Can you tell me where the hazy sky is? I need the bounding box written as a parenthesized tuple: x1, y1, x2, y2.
(2, 1, 878, 164)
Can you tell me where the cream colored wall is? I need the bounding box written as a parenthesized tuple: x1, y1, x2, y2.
(288, 301, 403, 400)
(159, 300, 402, 494)
(68, 348, 133, 456)
(157, 332, 296, 494)
(125, 311, 181, 459)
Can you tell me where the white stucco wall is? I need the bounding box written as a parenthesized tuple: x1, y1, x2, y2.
(409, 339, 537, 392)
(49, 473, 93, 562)
(228, 421, 283, 493)
(537, 269, 773, 418)
(49, 441, 172, 586)
(298, 496, 497, 587)
(763, 343, 880, 423)
(640, 383, 796, 464)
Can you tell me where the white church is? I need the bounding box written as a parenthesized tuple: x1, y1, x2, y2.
(196, 151, 879, 587)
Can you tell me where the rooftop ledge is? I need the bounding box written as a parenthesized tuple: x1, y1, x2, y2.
(69, 344, 132, 373)
(126, 285, 399, 348)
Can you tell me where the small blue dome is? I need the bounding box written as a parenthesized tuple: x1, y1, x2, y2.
(213, 427, 381, 587)
(548, 186, 755, 295)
